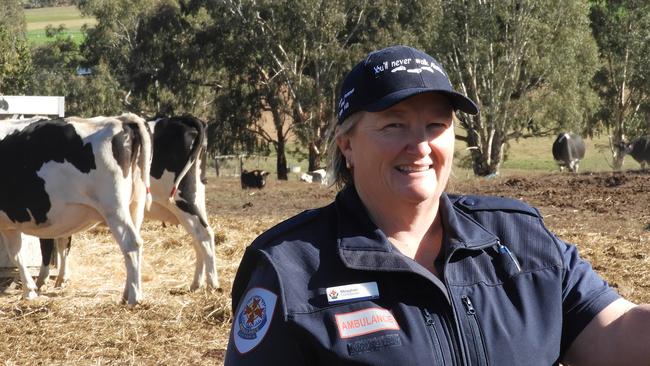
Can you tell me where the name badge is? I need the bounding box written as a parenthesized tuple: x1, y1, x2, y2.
(326, 281, 379, 304)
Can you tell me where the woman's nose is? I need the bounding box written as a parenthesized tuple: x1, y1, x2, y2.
(405, 131, 433, 156)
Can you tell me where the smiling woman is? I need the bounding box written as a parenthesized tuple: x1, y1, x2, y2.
(223, 45, 650, 366)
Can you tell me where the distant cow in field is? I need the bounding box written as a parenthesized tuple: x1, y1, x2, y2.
(552, 132, 586, 173)
(0, 113, 152, 305)
(619, 136, 650, 170)
(241, 169, 270, 189)
(38, 115, 219, 292)
(299, 168, 328, 185)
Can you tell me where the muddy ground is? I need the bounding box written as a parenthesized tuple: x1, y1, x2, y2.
(1, 170, 649, 364)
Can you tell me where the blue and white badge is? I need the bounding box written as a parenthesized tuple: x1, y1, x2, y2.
(234, 287, 278, 354)
(326, 281, 379, 304)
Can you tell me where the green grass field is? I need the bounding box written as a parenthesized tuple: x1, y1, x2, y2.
(225, 132, 637, 183)
(25, 5, 96, 46)
(451, 132, 639, 180)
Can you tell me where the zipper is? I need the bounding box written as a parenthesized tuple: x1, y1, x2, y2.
(443, 247, 469, 366)
(461, 296, 488, 365)
(441, 307, 462, 366)
(421, 308, 444, 365)
(494, 241, 522, 272)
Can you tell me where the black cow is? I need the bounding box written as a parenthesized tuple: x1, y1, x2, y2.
(38, 115, 219, 292)
(241, 169, 270, 189)
(620, 136, 650, 170)
(552, 133, 586, 173)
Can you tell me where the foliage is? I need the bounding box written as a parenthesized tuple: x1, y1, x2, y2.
(0, 0, 27, 40)
(29, 26, 122, 116)
(75, 0, 157, 105)
(434, 0, 599, 176)
(588, 0, 650, 169)
(184, 0, 442, 178)
(0, 27, 33, 95)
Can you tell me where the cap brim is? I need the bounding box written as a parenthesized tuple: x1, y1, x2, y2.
(365, 88, 479, 115)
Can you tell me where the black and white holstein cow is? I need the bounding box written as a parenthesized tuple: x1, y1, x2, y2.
(619, 136, 650, 170)
(552, 132, 586, 173)
(240, 169, 270, 189)
(0, 113, 152, 305)
(38, 116, 219, 291)
(299, 168, 328, 185)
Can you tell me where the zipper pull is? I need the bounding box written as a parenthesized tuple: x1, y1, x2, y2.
(422, 308, 434, 325)
(461, 296, 476, 315)
(494, 241, 522, 272)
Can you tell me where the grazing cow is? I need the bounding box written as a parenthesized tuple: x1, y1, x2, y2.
(38, 115, 219, 291)
(0, 113, 152, 304)
(552, 132, 586, 173)
(619, 136, 650, 170)
(241, 169, 270, 189)
(299, 168, 328, 185)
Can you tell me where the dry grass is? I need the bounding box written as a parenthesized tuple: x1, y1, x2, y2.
(2, 171, 650, 364)
(0, 175, 336, 365)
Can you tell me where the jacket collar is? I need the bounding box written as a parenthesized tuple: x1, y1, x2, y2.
(335, 185, 498, 269)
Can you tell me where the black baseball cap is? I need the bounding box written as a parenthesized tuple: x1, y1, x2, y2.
(337, 45, 479, 124)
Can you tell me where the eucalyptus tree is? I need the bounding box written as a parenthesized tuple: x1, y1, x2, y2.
(186, 0, 441, 178)
(589, 0, 650, 169)
(30, 26, 123, 116)
(75, 0, 157, 110)
(0, 1, 31, 95)
(433, 0, 599, 176)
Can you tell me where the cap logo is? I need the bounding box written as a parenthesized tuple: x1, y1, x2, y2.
(372, 57, 446, 78)
(338, 88, 355, 119)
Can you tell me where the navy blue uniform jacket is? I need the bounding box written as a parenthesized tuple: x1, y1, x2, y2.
(225, 186, 619, 365)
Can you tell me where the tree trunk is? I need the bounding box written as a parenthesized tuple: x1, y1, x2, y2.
(276, 139, 288, 180)
(612, 125, 625, 171)
(465, 127, 502, 176)
(308, 143, 319, 171)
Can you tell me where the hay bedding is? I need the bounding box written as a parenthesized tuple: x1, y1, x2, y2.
(2, 172, 650, 364)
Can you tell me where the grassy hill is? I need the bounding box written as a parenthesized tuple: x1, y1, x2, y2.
(24, 5, 96, 46)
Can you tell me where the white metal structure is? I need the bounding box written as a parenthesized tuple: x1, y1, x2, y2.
(0, 95, 65, 118)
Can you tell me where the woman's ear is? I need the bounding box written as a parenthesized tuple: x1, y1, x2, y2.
(336, 131, 352, 162)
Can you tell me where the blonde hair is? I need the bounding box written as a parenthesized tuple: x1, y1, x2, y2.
(325, 111, 365, 188)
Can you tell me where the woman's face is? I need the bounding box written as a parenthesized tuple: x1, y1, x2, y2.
(337, 92, 455, 208)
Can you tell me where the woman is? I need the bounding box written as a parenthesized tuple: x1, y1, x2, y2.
(225, 45, 650, 365)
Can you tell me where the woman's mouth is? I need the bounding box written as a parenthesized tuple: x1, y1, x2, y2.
(396, 165, 432, 173)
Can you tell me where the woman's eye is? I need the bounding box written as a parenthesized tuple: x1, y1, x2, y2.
(384, 123, 403, 129)
(427, 122, 447, 129)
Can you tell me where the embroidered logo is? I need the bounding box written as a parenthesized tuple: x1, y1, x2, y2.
(237, 295, 267, 340)
(372, 57, 446, 77)
(233, 287, 278, 354)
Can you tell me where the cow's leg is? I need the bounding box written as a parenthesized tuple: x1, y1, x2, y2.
(54, 237, 72, 288)
(104, 213, 143, 305)
(2, 231, 38, 300)
(176, 213, 218, 290)
(130, 181, 147, 232)
(36, 238, 55, 289)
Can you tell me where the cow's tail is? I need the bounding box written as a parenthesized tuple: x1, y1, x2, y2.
(126, 113, 153, 210)
(169, 116, 206, 202)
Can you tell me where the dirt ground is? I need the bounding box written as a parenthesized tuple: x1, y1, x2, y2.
(1, 170, 649, 364)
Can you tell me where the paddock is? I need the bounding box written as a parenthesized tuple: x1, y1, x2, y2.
(1, 171, 650, 364)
